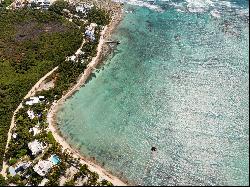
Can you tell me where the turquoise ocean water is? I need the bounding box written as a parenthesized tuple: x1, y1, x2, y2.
(57, 0, 249, 185)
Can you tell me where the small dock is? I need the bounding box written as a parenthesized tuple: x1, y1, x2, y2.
(105, 40, 121, 45)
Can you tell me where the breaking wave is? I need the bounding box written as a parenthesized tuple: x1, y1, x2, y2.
(113, 0, 164, 12)
(113, 0, 249, 18)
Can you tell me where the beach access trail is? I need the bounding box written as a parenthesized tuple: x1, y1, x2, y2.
(1, 66, 58, 177)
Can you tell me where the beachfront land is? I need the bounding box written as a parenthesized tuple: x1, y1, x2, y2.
(0, 0, 121, 185)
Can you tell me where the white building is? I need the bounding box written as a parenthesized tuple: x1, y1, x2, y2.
(25, 96, 45, 106)
(75, 3, 93, 14)
(66, 55, 76, 62)
(85, 23, 97, 41)
(15, 161, 32, 172)
(33, 160, 53, 176)
(25, 97, 39, 105)
(39, 178, 49, 186)
(28, 140, 46, 156)
(27, 110, 35, 119)
(29, 125, 41, 136)
(33, 154, 60, 176)
(75, 49, 84, 56)
(39, 96, 45, 99)
(30, 0, 51, 9)
(76, 5, 85, 13)
(12, 133, 17, 139)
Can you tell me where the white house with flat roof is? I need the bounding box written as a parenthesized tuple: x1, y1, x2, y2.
(15, 161, 32, 172)
(28, 140, 46, 156)
(85, 23, 97, 41)
(29, 125, 41, 136)
(33, 160, 53, 176)
(27, 110, 35, 119)
(76, 3, 93, 14)
(9, 161, 32, 176)
(30, 0, 51, 9)
(66, 55, 77, 62)
(33, 155, 60, 176)
(12, 133, 17, 139)
(25, 96, 45, 106)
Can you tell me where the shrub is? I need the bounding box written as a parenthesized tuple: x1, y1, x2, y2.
(8, 158, 17, 166)
(0, 174, 7, 186)
(48, 0, 70, 15)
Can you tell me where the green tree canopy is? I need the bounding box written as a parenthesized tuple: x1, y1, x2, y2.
(48, 0, 70, 15)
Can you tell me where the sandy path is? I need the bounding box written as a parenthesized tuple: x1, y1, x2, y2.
(1, 66, 58, 177)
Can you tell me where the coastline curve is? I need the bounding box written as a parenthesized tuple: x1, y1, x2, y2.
(47, 6, 128, 186)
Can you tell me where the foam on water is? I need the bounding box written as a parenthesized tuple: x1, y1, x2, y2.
(186, 0, 214, 12)
(160, 0, 248, 18)
(114, 0, 249, 16)
(113, 0, 164, 12)
(57, 0, 249, 186)
(210, 9, 220, 17)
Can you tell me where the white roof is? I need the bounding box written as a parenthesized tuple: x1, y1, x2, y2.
(68, 55, 76, 61)
(90, 23, 97, 28)
(9, 184, 17, 186)
(29, 126, 40, 136)
(16, 161, 32, 170)
(28, 140, 46, 156)
(27, 110, 35, 119)
(25, 101, 34, 106)
(33, 160, 53, 176)
(25, 97, 41, 106)
(32, 97, 40, 104)
(38, 178, 49, 186)
(62, 9, 70, 13)
(86, 25, 94, 32)
(12, 133, 17, 139)
(75, 49, 84, 55)
(76, 6, 85, 12)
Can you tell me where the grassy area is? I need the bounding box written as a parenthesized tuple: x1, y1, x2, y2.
(0, 0, 14, 9)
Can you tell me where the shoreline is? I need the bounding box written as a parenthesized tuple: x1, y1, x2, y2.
(47, 4, 129, 186)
